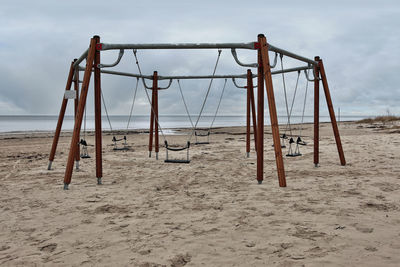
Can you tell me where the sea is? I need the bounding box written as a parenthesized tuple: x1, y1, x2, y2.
(0, 115, 370, 134)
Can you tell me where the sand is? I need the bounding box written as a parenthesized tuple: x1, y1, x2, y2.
(0, 121, 399, 266)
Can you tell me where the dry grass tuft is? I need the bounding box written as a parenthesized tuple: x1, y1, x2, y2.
(357, 115, 400, 124)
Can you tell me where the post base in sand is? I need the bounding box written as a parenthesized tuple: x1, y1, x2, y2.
(314, 163, 319, 167)
(156, 152, 158, 160)
(97, 177, 102, 185)
(47, 161, 53, 170)
(246, 152, 250, 158)
(149, 151, 151, 158)
(257, 180, 263, 184)
(63, 183, 69, 190)
(75, 161, 79, 170)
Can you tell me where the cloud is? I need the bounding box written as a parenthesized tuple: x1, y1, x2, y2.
(0, 0, 399, 117)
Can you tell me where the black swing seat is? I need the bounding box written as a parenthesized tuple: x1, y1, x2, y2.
(195, 131, 210, 145)
(112, 136, 131, 151)
(286, 137, 302, 157)
(164, 141, 191, 163)
(165, 159, 191, 164)
(195, 131, 210, 137)
(286, 152, 302, 157)
(79, 139, 88, 146)
(79, 139, 91, 158)
(296, 136, 307, 146)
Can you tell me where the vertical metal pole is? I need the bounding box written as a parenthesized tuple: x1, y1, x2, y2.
(63, 37, 97, 189)
(318, 59, 346, 166)
(259, 34, 286, 187)
(314, 56, 320, 167)
(148, 85, 155, 157)
(246, 70, 251, 158)
(48, 61, 75, 170)
(256, 36, 264, 184)
(154, 71, 159, 160)
(94, 35, 103, 185)
(249, 75, 257, 151)
(73, 59, 80, 170)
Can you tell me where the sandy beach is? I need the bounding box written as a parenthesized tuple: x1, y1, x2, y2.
(0, 120, 399, 266)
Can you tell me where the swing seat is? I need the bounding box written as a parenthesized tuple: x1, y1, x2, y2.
(79, 139, 91, 158)
(195, 131, 210, 137)
(296, 137, 307, 146)
(286, 152, 302, 157)
(112, 136, 131, 151)
(164, 141, 191, 163)
(113, 146, 131, 151)
(195, 142, 209, 145)
(195, 131, 210, 145)
(281, 133, 288, 139)
(164, 159, 191, 164)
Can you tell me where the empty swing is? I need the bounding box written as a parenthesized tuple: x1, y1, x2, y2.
(279, 55, 311, 157)
(80, 105, 91, 158)
(178, 78, 227, 145)
(101, 78, 139, 151)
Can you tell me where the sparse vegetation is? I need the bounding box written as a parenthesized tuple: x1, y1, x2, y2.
(357, 115, 400, 124)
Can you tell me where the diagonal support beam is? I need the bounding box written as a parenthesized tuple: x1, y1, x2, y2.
(318, 59, 346, 166)
(63, 37, 97, 189)
(48, 61, 75, 170)
(258, 34, 286, 187)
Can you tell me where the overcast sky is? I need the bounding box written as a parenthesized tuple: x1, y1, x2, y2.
(0, 0, 399, 117)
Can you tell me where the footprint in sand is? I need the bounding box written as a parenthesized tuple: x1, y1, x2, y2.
(353, 224, 374, 233)
(40, 243, 57, 253)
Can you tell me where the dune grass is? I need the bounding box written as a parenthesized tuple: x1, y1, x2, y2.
(357, 115, 400, 124)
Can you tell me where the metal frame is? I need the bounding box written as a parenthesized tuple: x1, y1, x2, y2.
(50, 34, 345, 190)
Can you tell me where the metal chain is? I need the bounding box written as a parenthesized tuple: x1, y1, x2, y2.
(101, 90, 113, 131)
(132, 49, 167, 143)
(177, 79, 195, 128)
(299, 69, 310, 138)
(188, 49, 222, 142)
(126, 77, 139, 130)
(209, 78, 227, 130)
(280, 54, 293, 137)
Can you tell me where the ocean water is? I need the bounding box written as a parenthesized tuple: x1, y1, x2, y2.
(0, 115, 369, 133)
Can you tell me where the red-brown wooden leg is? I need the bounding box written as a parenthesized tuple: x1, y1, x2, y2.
(246, 72, 251, 158)
(73, 59, 80, 169)
(259, 34, 286, 187)
(63, 37, 97, 189)
(48, 61, 75, 170)
(256, 37, 265, 184)
(94, 36, 103, 185)
(249, 76, 257, 151)
(149, 87, 155, 158)
(314, 57, 320, 167)
(318, 59, 346, 166)
(153, 71, 159, 160)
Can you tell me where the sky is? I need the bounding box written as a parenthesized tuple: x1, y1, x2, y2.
(0, 0, 399, 117)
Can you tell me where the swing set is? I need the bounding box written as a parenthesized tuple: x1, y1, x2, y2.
(47, 34, 346, 190)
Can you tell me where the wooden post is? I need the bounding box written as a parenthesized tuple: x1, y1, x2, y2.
(48, 61, 75, 170)
(73, 59, 80, 169)
(63, 37, 97, 189)
(256, 36, 265, 184)
(94, 35, 103, 185)
(249, 76, 257, 151)
(313, 56, 320, 167)
(148, 84, 155, 157)
(318, 59, 346, 166)
(258, 34, 286, 187)
(246, 71, 251, 158)
(153, 71, 159, 160)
